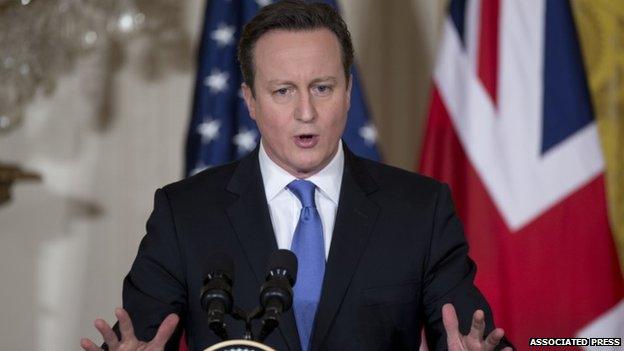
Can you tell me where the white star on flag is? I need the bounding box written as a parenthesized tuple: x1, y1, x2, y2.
(211, 24, 235, 47)
(197, 118, 221, 143)
(255, 0, 272, 8)
(204, 69, 229, 93)
(233, 129, 258, 154)
(359, 123, 378, 146)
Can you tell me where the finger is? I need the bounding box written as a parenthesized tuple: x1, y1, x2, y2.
(468, 309, 486, 341)
(484, 328, 506, 351)
(442, 303, 462, 347)
(115, 307, 136, 342)
(502, 347, 513, 351)
(150, 313, 180, 347)
(80, 338, 102, 351)
(93, 319, 119, 349)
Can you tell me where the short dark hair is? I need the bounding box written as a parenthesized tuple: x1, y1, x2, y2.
(237, 0, 354, 92)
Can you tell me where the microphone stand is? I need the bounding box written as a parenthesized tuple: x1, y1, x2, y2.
(230, 306, 264, 340)
(203, 250, 297, 346)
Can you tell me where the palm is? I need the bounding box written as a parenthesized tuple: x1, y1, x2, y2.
(80, 308, 179, 351)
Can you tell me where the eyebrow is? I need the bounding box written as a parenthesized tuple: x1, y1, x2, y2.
(311, 76, 337, 84)
(267, 76, 338, 86)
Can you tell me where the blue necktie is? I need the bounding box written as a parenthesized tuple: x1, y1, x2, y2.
(288, 179, 325, 351)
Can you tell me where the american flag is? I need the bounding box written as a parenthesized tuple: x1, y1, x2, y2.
(421, 0, 624, 348)
(185, 0, 380, 177)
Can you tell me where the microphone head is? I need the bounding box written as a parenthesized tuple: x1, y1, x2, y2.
(265, 249, 297, 286)
(204, 251, 234, 283)
(201, 252, 234, 314)
(257, 251, 297, 341)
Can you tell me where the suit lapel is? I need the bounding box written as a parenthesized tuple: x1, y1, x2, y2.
(225, 149, 301, 351)
(311, 146, 380, 350)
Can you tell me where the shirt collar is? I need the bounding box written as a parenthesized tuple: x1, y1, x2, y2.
(258, 140, 344, 205)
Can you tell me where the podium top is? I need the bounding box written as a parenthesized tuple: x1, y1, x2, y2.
(204, 339, 277, 351)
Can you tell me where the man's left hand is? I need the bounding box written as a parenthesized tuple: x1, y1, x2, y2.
(442, 303, 513, 351)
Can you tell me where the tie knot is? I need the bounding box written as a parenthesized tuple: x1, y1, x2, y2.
(287, 179, 317, 208)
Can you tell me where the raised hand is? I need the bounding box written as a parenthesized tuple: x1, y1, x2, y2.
(442, 303, 512, 351)
(80, 308, 179, 351)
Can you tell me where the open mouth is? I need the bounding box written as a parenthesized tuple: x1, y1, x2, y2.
(294, 134, 318, 148)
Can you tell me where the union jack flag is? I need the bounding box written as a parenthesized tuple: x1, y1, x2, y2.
(421, 0, 624, 348)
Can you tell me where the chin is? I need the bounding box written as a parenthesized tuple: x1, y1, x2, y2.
(293, 161, 319, 173)
(289, 157, 318, 172)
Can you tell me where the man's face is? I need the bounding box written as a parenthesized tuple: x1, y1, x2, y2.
(242, 28, 352, 178)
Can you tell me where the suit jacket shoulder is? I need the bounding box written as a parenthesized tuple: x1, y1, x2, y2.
(161, 160, 240, 207)
(356, 156, 448, 200)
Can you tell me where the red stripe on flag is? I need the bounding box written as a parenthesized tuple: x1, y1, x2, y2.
(477, 0, 500, 105)
(420, 87, 623, 348)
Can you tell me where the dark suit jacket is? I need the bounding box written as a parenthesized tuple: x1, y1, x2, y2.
(121, 144, 511, 351)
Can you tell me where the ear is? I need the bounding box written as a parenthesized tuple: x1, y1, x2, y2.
(241, 83, 257, 120)
(345, 74, 353, 111)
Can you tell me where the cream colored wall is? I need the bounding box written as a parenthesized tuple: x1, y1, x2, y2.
(0, 1, 443, 349)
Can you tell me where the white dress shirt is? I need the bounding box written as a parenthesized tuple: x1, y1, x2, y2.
(258, 140, 344, 259)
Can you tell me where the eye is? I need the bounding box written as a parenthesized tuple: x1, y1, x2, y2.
(313, 84, 333, 95)
(274, 87, 290, 96)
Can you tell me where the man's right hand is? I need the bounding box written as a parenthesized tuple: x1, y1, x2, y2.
(80, 308, 179, 351)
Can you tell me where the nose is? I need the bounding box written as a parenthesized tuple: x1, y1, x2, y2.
(294, 91, 316, 123)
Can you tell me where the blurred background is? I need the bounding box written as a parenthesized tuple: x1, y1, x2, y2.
(0, 0, 622, 350)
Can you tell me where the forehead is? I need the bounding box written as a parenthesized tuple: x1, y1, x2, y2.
(252, 29, 343, 82)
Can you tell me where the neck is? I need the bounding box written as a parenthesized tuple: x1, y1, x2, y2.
(260, 140, 341, 179)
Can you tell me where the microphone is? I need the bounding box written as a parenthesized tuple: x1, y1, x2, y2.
(200, 252, 234, 341)
(257, 249, 298, 342)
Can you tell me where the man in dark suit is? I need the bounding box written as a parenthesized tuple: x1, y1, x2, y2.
(81, 1, 513, 350)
